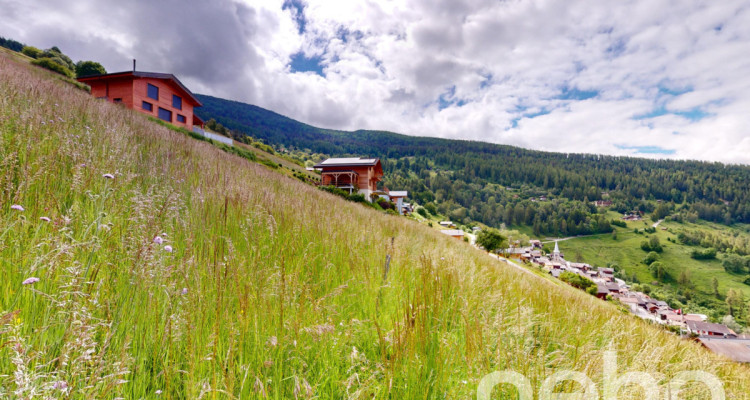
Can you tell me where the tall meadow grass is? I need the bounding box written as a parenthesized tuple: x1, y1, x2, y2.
(1, 53, 750, 399)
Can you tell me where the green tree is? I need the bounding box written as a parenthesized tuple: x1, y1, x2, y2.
(476, 229, 506, 253)
(424, 202, 438, 216)
(75, 60, 106, 78)
(648, 261, 666, 280)
(643, 251, 659, 266)
(723, 254, 749, 274)
(678, 270, 692, 288)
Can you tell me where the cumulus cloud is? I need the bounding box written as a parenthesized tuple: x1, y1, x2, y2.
(2, 0, 749, 163)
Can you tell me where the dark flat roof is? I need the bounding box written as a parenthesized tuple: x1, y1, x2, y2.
(314, 157, 380, 168)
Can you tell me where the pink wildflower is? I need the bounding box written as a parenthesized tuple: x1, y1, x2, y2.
(181, 288, 188, 295)
(11, 204, 24, 211)
(53, 381, 68, 390)
(40, 216, 51, 222)
(153, 236, 163, 244)
(22, 277, 40, 285)
(103, 173, 115, 179)
(164, 245, 173, 253)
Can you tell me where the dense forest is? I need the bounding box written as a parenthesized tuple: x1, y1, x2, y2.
(195, 94, 750, 234)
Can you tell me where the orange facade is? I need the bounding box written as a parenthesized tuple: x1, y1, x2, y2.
(319, 165, 381, 192)
(79, 71, 202, 130)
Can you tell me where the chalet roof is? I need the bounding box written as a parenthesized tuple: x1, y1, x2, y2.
(698, 338, 750, 363)
(440, 229, 464, 237)
(596, 283, 609, 294)
(313, 157, 380, 168)
(388, 191, 408, 197)
(606, 282, 621, 291)
(77, 70, 202, 106)
(687, 321, 735, 336)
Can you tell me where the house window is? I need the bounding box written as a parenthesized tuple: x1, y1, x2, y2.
(113, 98, 123, 104)
(158, 107, 172, 122)
(142, 101, 153, 112)
(147, 83, 159, 100)
(176, 114, 186, 123)
(172, 94, 182, 110)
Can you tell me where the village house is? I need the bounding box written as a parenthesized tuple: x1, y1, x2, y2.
(314, 158, 384, 201)
(385, 190, 409, 215)
(78, 67, 203, 130)
(687, 321, 737, 338)
(697, 337, 750, 363)
(440, 229, 464, 240)
(592, 200, 613, 207)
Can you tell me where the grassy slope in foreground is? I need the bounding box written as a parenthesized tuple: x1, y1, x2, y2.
(1, 54, 749, 399)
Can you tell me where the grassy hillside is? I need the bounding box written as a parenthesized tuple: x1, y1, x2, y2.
(2, 53, 750, 399)
(561, 216, 750, 319)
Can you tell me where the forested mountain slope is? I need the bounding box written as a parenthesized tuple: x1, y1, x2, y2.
(196, 94, 750, 232)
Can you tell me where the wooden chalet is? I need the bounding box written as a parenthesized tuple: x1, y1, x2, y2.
(314, 158, 384, 201)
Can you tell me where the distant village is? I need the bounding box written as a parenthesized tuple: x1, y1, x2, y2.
(510, 239, 750, 363)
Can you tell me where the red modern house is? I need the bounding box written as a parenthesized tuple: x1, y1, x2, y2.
(78, 70, 203, 130)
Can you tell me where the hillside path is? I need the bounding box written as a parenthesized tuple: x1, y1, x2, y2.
(652, 219, 664, 228)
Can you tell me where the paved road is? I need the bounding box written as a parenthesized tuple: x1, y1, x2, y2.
(541, 232, 609, 244)
(487, 252, 538, 277)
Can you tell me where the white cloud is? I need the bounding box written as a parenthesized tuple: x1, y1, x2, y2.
(2, 0, 749, 163)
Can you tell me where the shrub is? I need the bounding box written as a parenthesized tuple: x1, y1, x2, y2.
(348, 193, 366, 203)
(559, 271, 596, 292)
(424, 202, 437, 215)
(21, 45, 42, 58)
(260, 159, 279, 169)
(31, 58, 74, 77)
(641, 236, 663, 252)
(691, 248, 717, 260)
(416, 207, 428, 218)
(643, 251, 659, 266)
(723, 254, 749, 274)
(611, 219, 626, 228)
(648, 262, 667, 280)
(75, 60, 106, 78)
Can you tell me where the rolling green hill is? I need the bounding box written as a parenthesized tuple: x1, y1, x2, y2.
(3, 51, 750, 399)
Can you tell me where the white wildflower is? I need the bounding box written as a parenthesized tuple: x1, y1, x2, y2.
(39, 216, 51, 222)
(11, 204, 24, 211)
(163, 245, 173, 253)
(102, 173, 115, 179)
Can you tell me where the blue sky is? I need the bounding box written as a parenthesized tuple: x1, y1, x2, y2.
(2, 0, 749, 163)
